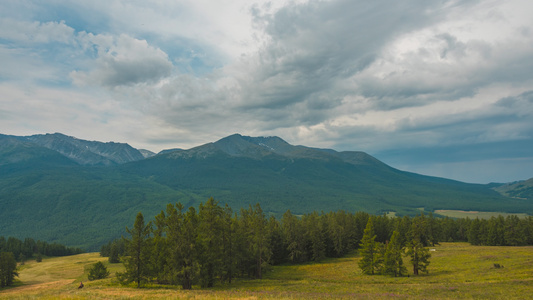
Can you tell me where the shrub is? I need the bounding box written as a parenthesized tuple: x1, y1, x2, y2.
(88, 261, 110, 281)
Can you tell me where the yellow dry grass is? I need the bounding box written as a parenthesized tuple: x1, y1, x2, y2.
(1, 243, 532, 299)
(434, 210, 530, 219)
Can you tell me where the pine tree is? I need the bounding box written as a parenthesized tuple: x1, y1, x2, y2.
(221, 204, 236, 284)
(151, 209, 169, 283)
(88, 261, 110, 281)
(305, 212, 326, 262)
(281, 210, 306, 263)
(358, 217, 382, 275)
(407, 216, 431, 275)
(382, 231, 406, 277)
(197, 198, 224, 287)
(118, 212, 152, 287)
(0, 252, 18, 287)
(165, 203, 199, 289)
(406, 239, 431, 275)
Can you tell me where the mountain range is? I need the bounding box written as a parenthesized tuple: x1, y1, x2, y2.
(1, 133, 531, 250)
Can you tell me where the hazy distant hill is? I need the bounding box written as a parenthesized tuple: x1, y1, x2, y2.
(493, 177, 533, 200)
(0, 133, 531, 250)
(125, 134, 528, 215)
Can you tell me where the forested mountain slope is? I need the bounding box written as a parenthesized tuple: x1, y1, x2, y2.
(0, 133, 530, 250)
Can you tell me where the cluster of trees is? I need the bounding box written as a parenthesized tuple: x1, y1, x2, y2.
(0, 236, 84, 288)
(116, 199, 281, 289)
(467, 215, 533, 246)
(100, 239, 126, 264)
(0, 236, 84, 263)
(107, 199, 431, 288)
(106, 198, 533, 288)
(358, 217, 431, 277)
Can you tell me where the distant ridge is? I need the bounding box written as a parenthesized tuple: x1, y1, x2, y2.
(23, 133, 145, 166)
(0, 132, 531, 250)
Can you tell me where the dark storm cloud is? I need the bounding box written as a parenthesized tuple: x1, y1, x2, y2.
(241, 0, 444, 108)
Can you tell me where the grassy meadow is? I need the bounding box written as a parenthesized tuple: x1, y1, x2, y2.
(434, 210, 530, 219)
(1, 243, 532, 299)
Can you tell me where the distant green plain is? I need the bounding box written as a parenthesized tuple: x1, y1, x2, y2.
(435, 210, 530, 219)
(1, 242, 532, 299)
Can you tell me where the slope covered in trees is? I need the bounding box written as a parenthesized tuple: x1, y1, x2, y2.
(2, 133, 531, 251)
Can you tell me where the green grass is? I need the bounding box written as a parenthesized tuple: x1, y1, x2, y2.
(434, 210, 530, 219)
(1, 243, 532, 299)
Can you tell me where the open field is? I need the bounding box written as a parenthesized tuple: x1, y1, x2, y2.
(434, 210, 530, 219)
(1, 243, 532, 299)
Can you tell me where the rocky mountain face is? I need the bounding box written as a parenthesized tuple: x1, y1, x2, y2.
(22, 133, 145, 166)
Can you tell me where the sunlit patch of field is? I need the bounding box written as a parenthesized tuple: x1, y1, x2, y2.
(434, 210, 530, 219)
(1, 243, 532, 299)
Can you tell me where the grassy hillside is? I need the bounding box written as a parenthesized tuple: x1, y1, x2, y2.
(493, 177, 533, 200)
(1, 243, 532, 299)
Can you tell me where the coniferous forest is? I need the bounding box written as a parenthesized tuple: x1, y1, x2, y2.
(102, 198, 533, 289)
(0, 236, 84, 261)
(0, 237, 83, 288)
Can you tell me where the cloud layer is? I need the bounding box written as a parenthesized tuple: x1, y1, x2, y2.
(1, 0, 532, 183)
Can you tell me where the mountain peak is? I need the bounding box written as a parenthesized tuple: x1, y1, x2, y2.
(213, 134, 281, 158)
(24, 132, 145, 166)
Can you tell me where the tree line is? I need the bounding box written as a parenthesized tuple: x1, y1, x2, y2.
(103, 198, 533, 289)
(0, 237, 83, 288)
(0, 236, 84, 262)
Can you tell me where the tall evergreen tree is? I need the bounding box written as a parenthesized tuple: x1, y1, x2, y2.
(267, 215, 285, 265)
(197, 198, 224, 287)
(181, 206, 200, 289)
(281, 210, 306, 263)
(221, 204, 236, 284)
(504, 215, 526, 246)
(358, 217, 382, 275)
(305, 212, 326, 262)
(250, 204, 270, 279)
(0, 252, 18, 287)
(118, 212, 152, 288)
(406, 239, 431, 275)
(382, 231, 407, 277)
(151, 209, 169, 283)
(407, 215, 431, 275)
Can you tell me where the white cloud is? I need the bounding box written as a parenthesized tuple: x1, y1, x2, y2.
(1, 0, 533, 182)
(71, 34, 173, 87)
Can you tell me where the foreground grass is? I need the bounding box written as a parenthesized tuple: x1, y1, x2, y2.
(1, 243, 532, 299)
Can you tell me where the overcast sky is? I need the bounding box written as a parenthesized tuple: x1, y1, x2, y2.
(1, 0, 532, 184)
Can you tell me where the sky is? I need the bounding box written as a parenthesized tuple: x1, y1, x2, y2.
(1, 0, 533, 184)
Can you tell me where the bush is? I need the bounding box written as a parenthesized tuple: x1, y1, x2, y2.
(88, 261, 110, 281)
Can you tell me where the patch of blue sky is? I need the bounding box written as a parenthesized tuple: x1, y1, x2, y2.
(153, 38, 224, 76)
(29, 3, 111, 36)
